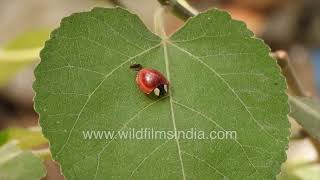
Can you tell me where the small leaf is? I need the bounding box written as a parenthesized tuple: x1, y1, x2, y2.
(289, 96, 320, 140)
(34, 8, 289, 179)
(4, 29, 51, 50)
(0, 29, 50, 86)
(0, 142, 46, 180)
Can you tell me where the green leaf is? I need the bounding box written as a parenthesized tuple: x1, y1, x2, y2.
(289, 96, 320, 140)
(0, 142, 46, 180)
(0, 29, 50, 86)
(0, 128, 48, 150)
(34, 7, 289, 179)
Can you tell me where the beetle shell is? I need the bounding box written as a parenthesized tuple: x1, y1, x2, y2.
(136, 68, 169, 94)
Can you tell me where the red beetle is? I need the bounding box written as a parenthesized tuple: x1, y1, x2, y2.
(130, 64, 169, 97)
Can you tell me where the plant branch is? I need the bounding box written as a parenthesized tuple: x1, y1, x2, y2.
(107, 0, 125, 7)
(271, 50, 307, 97)
(158, 0, 198, 20)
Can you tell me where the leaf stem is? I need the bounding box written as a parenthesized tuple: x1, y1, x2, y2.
(154, 7, 168, 38)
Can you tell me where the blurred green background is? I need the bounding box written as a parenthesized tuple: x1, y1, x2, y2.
(0, 0, 319, 179)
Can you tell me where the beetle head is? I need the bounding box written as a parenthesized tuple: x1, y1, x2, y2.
(153, 84, 168, 97)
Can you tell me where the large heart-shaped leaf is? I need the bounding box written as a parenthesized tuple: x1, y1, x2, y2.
(34, 7, 289, 179)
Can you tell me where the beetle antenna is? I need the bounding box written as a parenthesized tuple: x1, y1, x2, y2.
(130, 64, 143, 71)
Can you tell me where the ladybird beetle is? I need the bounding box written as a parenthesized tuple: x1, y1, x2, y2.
(130, 64, 169, 97)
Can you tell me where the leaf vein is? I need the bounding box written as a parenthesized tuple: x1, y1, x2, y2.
(88, 15, 145, 51)
(54, 43, 161, 157)
(171, 33, 232, 43)
(128, 140, 171, 180)
(92, 95, 169, 180)
(169, 42, 282, 144)
(163, 40, 186, 180)
(172, 100, 262, 179)
(181, 151, 227, 178)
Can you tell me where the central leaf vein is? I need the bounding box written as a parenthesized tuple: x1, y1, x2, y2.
(162, 40, 186, 180)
